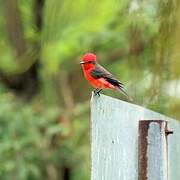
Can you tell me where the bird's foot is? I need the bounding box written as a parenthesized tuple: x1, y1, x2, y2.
(94, 89, 102, 97)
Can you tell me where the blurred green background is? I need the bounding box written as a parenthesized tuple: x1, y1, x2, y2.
(0, 0, 179, 179)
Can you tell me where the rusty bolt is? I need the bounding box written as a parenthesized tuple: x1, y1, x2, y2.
(165, 129, 173, 136)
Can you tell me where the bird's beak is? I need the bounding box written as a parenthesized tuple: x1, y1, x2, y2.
(80, 61, 85, 64)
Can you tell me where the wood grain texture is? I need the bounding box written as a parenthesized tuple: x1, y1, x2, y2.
(91, 93, 180, 180)
(147, 122, 167, 180)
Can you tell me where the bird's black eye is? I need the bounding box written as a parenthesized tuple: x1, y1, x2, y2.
(88, 61, 92, 63)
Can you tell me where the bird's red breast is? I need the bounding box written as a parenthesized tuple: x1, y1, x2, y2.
(83, 69, 113, 89)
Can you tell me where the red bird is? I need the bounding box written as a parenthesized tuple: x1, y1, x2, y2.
(80, 52, 132, 100)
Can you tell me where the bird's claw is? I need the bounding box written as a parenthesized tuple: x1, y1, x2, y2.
(94, 91, 100, 97)
(93, 89, 102, 97)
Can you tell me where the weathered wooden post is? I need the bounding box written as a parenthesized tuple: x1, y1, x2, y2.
(91, 93, 180, 180)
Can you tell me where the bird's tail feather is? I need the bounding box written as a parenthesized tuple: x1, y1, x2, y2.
(116, 87, 133, 102)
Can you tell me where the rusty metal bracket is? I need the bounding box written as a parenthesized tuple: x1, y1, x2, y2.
(138, 120, 173, 180)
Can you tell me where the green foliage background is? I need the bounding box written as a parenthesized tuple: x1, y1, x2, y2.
(0, 0, 179, 179)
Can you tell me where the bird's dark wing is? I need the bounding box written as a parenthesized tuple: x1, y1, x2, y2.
(90, 63, 124, 87)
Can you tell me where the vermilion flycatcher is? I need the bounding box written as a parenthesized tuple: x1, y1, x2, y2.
(80, 52, 132, 100)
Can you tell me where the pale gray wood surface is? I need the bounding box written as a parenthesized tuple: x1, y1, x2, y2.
(147, 122, 167, 180)
(91, 94, 180, 180)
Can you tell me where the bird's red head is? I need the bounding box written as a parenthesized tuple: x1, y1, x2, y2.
(80, 53, 96, 64)
(82, 53, 96, 62)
